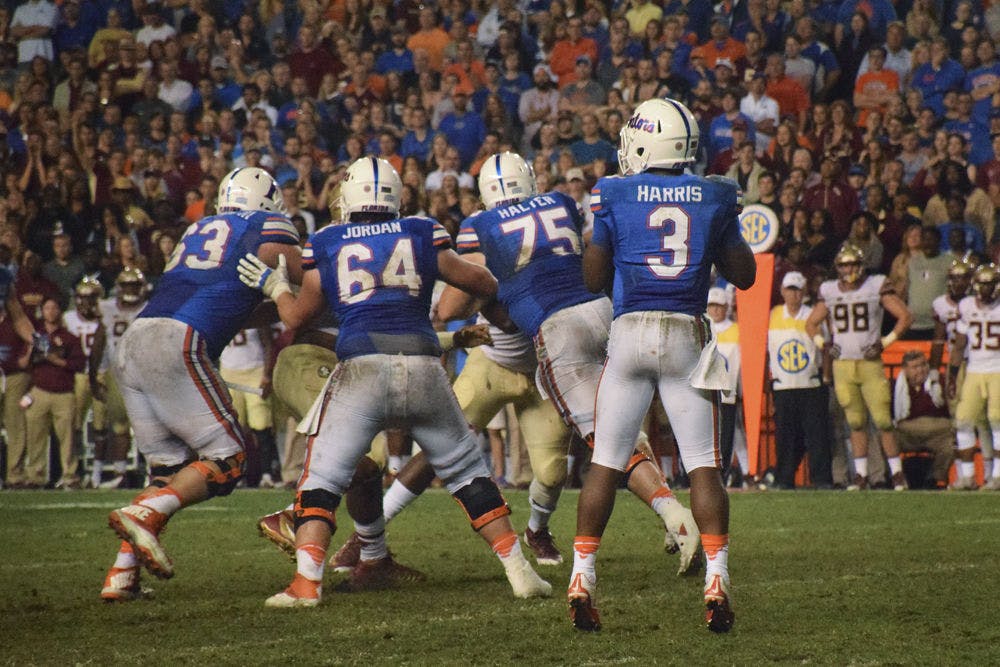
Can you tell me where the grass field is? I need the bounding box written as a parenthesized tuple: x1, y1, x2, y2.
(1, 488, 997, 665)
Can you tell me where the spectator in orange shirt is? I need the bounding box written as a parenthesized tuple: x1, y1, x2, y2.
(550, 15, 599, 88)
(443, 39, 487, 93)
(697, 16, 746, 69)
(407, 5, 451, 71)
(764, 53, 810, 128)
(853, 46, 899, 126)
(377, 132, 404, 174)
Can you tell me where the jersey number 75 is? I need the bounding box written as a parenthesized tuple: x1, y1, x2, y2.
(500, 209, 581, 270)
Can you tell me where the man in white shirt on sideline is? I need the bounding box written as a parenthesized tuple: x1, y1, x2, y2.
(740, 72, 780, 155)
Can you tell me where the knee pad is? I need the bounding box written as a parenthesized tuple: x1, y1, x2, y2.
(294, 487, 340, 531)
(188, 452, 245, 498)
(453, 477, 510, 531)
(148, 460, 192, 488)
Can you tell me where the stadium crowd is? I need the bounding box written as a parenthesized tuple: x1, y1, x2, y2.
(0, 0, 998, 492)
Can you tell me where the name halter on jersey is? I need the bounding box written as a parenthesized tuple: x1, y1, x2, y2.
(493, 194, 559, 219)
(636, 185, 704, 203)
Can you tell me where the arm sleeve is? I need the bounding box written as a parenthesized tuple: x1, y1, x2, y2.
(301, 239, 317, 272)
(432, 221, 453, 250)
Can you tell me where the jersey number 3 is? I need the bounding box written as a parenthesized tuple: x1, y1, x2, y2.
(645, 205, 690, 279)
(338, 239, 422, 304)
(164, 219, 233, 272)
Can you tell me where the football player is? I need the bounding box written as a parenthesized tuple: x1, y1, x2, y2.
(63, 279, 107, 489)
(932, 260, 993, 489)
(453, 151, 702, 576)
(89, 269, 149, 491)
(806, 244, 913, 490)
(949, 264, 1000, 490)
(570, 98, 756, 633)
(238, 157, 551, 607)
(100, 167, 303, 602)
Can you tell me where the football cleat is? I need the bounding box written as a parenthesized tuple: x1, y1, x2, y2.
(329, 532, 362, 572)
(567, 572, 601, 631)
(265, 573, 321, 608)
(524, 527, 563, 566)
(704, 574, 735, 633)
(891, 471, 908, 491)
(334, 555, 426, 593)
(257, 509, 297, 561)
(659, 503, 703, 576)
(846, 474, 868, 491)
(108, 506, 173, 579)
(504, 555, 553, 599)
(100, 566, 152, 602)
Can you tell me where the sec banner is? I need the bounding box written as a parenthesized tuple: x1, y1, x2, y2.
(739, 204, 780, 254)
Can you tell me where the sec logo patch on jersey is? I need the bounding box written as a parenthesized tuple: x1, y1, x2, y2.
(778, 339, 810, 373)
(739, 204, 780, 254)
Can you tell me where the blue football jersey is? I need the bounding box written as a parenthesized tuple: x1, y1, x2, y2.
(304, 216, 451, 360)
(455, 191, 599, 337)
(590, 172, 744, 318)
(140, 210, 299, 361)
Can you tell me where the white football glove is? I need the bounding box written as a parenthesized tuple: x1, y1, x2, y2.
(238, 253, 291, 300)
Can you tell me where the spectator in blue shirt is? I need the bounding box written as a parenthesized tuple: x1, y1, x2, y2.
(796, 16, 841, 102)
(911, 37, 967, 116)
(376, 25, 414, 76)
(570, 112, 617, 166)
(437, 87, 486, 170)
(835, 0, 897, 43)
(965, 39, 1000, 127)
(54, 0, 96, 56)
(400, 105, 437, 164)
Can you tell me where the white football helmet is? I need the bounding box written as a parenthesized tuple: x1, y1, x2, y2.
(339, 157, 402, 217)
(217, 167, 286, 214)
(618, 98, 700, 175)
(478, 152, 536, 210)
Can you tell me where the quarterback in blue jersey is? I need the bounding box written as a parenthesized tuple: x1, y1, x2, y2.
(451, 152, 703, 578)
(568, 98, 755, 634)
(101, 167, 303, 600)
(238, 157, 551, 608)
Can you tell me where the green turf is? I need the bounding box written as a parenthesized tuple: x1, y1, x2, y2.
(0, 488, 997, 665)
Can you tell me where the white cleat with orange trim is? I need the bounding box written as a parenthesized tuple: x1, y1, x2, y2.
(704, 574, 735, 633)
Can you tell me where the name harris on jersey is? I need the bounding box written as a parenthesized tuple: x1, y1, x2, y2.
(635, 185, 703, 203)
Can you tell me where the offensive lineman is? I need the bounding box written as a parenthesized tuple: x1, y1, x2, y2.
(100, 167, 303, 601)
(569, 98, 756, 633)
(949, 264, 1000, 491)
(806, 245, 913, 491)
(453, 151, 701, 574)
(238, 157, 551, 607)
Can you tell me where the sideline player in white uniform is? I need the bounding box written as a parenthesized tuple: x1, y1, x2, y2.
(100, 168, 303, 601)
(570, 98, 756, 633)
(806, 245, 912, 490)
(238, 157, 551, 607)
(932, 260, 994, 488)
(89, 269, 149, 491)
(63, 279, 105, 488)
(949, 264, 1000, 490)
